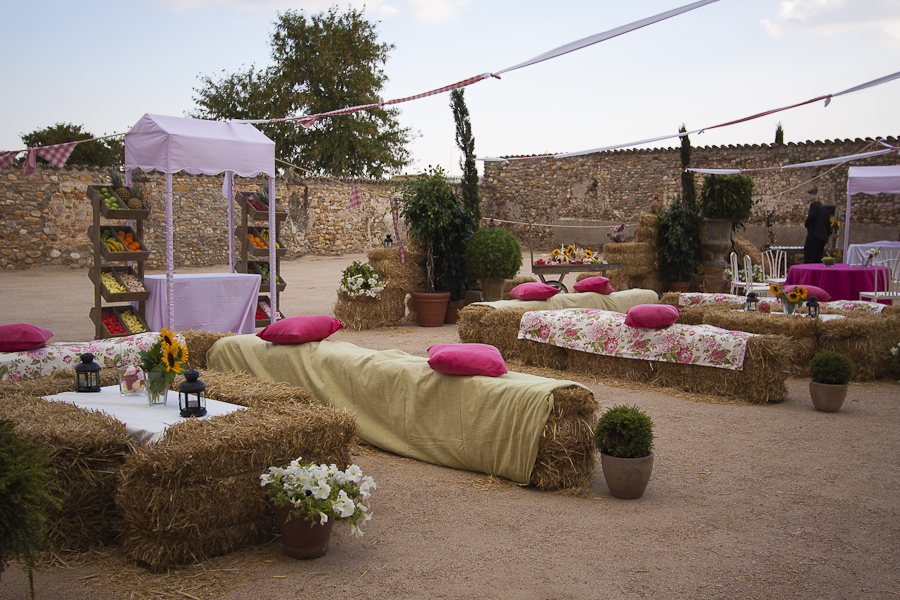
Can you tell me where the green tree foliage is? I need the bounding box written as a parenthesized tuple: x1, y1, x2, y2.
(451, 89, 480, 223)
(679, 124, 696, 211)
(193, 7, 411, 178)
(594, 404, 654, 459)
(20, 123, 123, 168)
(775, 121, 784, 145)
(657, 196, 702, 283)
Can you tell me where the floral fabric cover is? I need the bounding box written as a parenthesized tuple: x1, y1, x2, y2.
(677, 292, 745, 307)
(677, 292, 885, 314)
(818, 300, 886, 314)
(518, 309, 754, 371)
(0, 332, 160, 382)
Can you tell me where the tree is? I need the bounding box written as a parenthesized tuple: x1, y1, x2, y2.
(774, 122, 784, 145)
(20, 123, 123, 168)
(192, 7, 411, 178)
(451, 88, 480, 223)
(678, 124, 696, 211)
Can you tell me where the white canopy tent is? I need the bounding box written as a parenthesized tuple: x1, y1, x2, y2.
(123, 114, 278, 329)
(844, 166, 900, 256)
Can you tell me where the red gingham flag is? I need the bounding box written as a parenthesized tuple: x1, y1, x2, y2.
(23, 149, 37, 177)
(391, 197, 406, 263)
(36, 142, 76, 168)
(0, 151, 18, 171)
(346, 185, 361, 212)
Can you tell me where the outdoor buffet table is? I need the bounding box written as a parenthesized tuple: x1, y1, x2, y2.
(144, 273, 261, 334)
(785, 263, 887, 302)
(846, 241, 900, 265)
(45, 385, 244, 443)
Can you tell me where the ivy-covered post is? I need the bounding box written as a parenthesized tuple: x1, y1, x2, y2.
(679, 124, 696, 211)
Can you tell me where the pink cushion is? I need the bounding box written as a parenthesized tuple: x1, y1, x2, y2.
(257, 315, 344, 344)
(427, 343, 508, 377)
(624, 304, 680, 328)
(509, 282, 560, 301)
(0, 323, 53, 352)
(784, 284, 831, 303)
(573, 276, 616, 295)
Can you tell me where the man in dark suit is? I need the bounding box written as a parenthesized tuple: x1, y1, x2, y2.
(803, 200, 831, 263)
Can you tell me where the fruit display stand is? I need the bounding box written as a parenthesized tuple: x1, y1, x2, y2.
(233, 191, 287, 326)
(87, 185, 152, 339)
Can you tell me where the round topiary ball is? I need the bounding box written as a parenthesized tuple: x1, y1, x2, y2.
(595, 404, 654, 459)
(809, 350, 853, 385)
(463, 226, 522, 280)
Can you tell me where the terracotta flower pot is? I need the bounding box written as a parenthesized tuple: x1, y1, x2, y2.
(444, 299, 465, 324)
(273, 505, 336, 559)
(411, 291, 450, 327)
(600, 451, 654, 499)
(809, 381, 848, 413)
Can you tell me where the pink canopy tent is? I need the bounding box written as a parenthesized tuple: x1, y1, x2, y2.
(843, 166, 900, 256)
(123, 114, 278, 329)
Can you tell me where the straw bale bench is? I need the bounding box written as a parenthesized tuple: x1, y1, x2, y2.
(206, 335, 599, 491)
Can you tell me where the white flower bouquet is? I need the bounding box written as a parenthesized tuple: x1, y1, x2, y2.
(260, 458, 376, 536)
(339, 261, 385, 298)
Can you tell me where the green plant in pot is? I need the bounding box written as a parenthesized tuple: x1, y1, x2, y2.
(698, 173, 755, 269)
(595, 404, 654, 499)
(463, 225, 522, 301)
(0, 419, 60, 599)
(808, 350, 853, 412)
(657, 196, 702, 291)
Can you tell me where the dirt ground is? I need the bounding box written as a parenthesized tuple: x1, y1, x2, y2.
(1, 254, 898, 600)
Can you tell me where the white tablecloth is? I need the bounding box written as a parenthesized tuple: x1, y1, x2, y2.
(846, 241, 900, 265)
(45, 385, 245, 443)
(144, 273, 261, 334)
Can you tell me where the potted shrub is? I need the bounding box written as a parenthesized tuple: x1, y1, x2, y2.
(435, 204, 477, 323)
(809, 350, 853, 412)
(594, 404, 654, 499)
(657, 196, 702, 291)
(698, 173, 755, 268)
(463, 225, 523, 301)
(0, 419, 60, 599)
(395, 166, 467, 326)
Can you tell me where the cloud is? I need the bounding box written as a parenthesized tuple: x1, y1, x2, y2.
(152, 0, 467, 21)
(406, 0, 471, 23)
(761, 0, 900, 44)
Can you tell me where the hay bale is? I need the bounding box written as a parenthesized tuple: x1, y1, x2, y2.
(608, 269, 630, 291)
(171, 369, 316, 408)
(457, 304, 494, 343)
(660, 292, 680, 306)
(0, 367, 117, 400)
(181, 330, 233, 371)
(478, 308, 568, 370)
(0, 393, 134, 551)
(529, 385, 598, 490)
(116, 401, 358, 571)
(367, 247, 426, 292)
(817, 312, 900, 381)
(333, 288, 406, 330)
(733, 236, 761, 265)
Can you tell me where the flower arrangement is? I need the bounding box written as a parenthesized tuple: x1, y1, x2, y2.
(863, 247, 880, 267)
(339, 261, 385, 298)
(260, 458, 376, 536)
(725, 264, 764, 283)
(138, 328, 189, 398)
(770, 283, 808, 315)
(829, 217, 840, 236)
(543, 244, 597, 265)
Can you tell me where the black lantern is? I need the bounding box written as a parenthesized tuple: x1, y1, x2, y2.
(744, 291, 759, 312)
(806, 295, 820, 318)
(178, 370, 207, 418)
(75, 353, 101, 392)
(383, 234, 393, 248)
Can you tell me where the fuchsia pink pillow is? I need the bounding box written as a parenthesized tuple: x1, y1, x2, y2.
(0, 323, 53, 352)
(784, 284, 832, 302)
(573, 276, 616, 295)
(624, 304, 680, 328)
(427, 343, 508, 377)
(257, 315, 344, 344)
(509, 282, 560, 301)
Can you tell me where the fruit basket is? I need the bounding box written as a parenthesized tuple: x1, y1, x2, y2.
(236, 191, 286, 221)
(243, 227, 287, 258)
(90, 306, 150, 338)
(88, 184, 150, 220)
(255, 295, 286, 328)
(249, 261, 286, 293)
(89, 266, 150, 303)
(92, 225, 151, 262)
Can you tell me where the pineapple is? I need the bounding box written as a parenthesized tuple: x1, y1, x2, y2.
(127, 183, 144, 210)
(107, 168, 131, 205)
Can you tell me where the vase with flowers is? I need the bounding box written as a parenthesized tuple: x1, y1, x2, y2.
(862, 247, 880, 267)
(138, 328, 189, 405)
(769, 283, 808, 315)
(260, 458, 376, 559)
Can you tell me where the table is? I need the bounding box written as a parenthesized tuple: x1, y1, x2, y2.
(45, 385, 245, 443)
(531, 261, 625, 292)
(846, 241, 900, 265)
(785, 264, 887, 302)
(144, 273, 261, 334)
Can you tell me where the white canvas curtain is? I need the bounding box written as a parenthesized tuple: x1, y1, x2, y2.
(844, 166, 900, 256)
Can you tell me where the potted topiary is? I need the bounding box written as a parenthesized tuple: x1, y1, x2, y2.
(594, 404, 654, 499)
(0, 419, 60, 599)
(698, 173, 755, 268)
(809, 350, 853, 412)
(657, 196, 703, 292)
(463, 225, 523, 301)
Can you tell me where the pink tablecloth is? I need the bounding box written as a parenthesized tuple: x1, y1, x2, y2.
(144, 273, 261, 334)
(785, 264, 887, 302)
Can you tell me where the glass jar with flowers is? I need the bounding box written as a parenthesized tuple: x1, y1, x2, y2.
(260, 458, 376, 559)
(769, 283, 808, 315)
(138, 328, 189, 405)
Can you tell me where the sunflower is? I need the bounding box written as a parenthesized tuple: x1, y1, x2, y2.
(161, 340, 187, 373)
(565, 245, 575, 256)
(795, 286, 808, 299)
(584, 249, 594, 259)
(786, 290, 801, 304)
(552, 248, 561, 258)
(159, 327, 177, 349)
(769, 283, 782, 297)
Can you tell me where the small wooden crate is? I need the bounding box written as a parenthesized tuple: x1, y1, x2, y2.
(248, 261, 286, 293)
(89, 266, 150, 303)
(93, 225, 151, 262)
(88, 184, 150, 220)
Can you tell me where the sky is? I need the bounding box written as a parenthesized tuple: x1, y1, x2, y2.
(1, 0, 899, 178)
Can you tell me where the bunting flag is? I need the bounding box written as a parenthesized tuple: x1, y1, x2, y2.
(35, 142, 76, 168)
(346, 185, 361, 212)
(391, 197, 406, 264)
(0, 151, 18, 170)
(23, 149, 37, 177)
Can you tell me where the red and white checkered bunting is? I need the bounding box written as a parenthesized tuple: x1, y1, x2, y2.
(36, 142, 76, 168)
(346, 185, 361, 212)
(0, 151, 18, 171)
(23, 149, 37, 177)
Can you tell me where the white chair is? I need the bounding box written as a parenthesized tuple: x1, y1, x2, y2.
(729, 253, 770, 296)
(762, 249, 787, 286)
(743, 254, 773, 296)
(729, 252, 744, 295)
(859, 257, 900, 305)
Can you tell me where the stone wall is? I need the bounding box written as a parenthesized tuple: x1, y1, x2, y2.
(2, 137, 898, 270)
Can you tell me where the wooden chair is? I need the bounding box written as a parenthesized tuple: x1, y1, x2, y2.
(859, 257, 900, 305)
